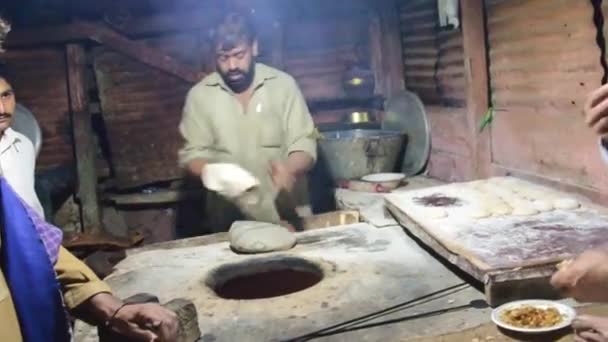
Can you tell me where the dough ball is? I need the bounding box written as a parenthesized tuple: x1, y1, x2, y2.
(512, 206, 539, 216)
(490, 204, 513, 216)
(229, 221, 296, 253)
(468, 207, 491, 219)
(532, 200, 554, 212)
(553, 198, 580, 210)
(420, 207, 448, 219)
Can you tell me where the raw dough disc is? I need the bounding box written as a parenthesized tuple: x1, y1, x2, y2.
(532, 200, 554, 212)
(229, 221, 296, 253)
(512, 206, 539, 216)
(554, 198, 580, 210)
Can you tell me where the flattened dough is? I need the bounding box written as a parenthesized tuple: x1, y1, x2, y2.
(553, 198, 580, 210)
(512, 206, 539, 216)
(229, 221, 296, 253)
(532, 200, 554, 212)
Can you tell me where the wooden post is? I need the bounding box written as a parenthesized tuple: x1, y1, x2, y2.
(66, 44, 102, 234)
(370, 0, 406, 98)
(270, 20, 284, 70)
(461, 0, 492, 178)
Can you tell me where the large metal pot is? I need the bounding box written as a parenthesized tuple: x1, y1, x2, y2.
(318, 129, 405, 181)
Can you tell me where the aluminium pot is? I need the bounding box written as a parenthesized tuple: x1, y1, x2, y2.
(317, 129, 405, 181)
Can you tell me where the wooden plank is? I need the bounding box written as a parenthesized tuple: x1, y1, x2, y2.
(66, 44, 102, 235)
(385, 176, 608, 306)
(105, 189, 204, 205)
(379, 0, 406, 96)
(369, 12, 385, 96)
(269, 21, 285, 70)
(369, 0, 406, 97)
(460, 0, 492, 178)
(387, 196, 565, 307)
(384, 198, 486, 281)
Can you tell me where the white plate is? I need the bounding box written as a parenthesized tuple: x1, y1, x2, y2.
(491, 300, 576, 334)
(361, 173, 406, 183)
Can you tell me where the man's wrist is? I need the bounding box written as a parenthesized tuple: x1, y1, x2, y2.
(86, 293, 123, 324)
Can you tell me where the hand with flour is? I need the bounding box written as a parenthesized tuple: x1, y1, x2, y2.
(201, 163, 260, 202)
(269, 160, 296, 193)
(550, 246, 608, 303)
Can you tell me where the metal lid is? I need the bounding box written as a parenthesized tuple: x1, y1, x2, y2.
(381, 90, 431, 176)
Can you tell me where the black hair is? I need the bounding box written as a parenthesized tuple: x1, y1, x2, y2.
(0, 62, 14, 86)
(210, 11, 257, 51)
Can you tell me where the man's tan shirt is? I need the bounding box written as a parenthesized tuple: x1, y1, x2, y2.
(179, 63, 317, 231)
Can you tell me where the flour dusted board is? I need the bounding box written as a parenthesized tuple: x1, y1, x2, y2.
(385, 177, 608, 305)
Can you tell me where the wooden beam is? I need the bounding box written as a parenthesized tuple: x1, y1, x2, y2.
(369, 12, 385, 97)
(4, 10, 214, 47)
(8, 21, 201, 83)
(75, 21, 201, 83)
(66, 44, 102, 235)
(109, 8, 221, 37)
(460, 0, 492, 178)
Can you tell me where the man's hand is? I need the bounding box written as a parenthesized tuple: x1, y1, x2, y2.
(584, 84, 608, 139)
(269, 160, 296, 193)
(201, 163, 259, 199)
(109, 303, 179, 342)
(573, 315, 608, 342)
(550, 247, 608, 303)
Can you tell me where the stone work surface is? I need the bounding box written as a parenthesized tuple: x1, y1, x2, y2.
(74, 224, 491, 341)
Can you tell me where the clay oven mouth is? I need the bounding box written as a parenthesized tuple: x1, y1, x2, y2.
(206, 256, 324, 300)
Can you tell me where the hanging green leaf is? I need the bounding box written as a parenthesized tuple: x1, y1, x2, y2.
(479, 107, 494, 132)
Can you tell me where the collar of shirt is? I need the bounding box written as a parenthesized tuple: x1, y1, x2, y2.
(204, 63, 278, 93)
(0, 128, 22, 155)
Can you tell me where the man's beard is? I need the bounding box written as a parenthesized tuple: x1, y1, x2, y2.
(219, 63, 255, 94)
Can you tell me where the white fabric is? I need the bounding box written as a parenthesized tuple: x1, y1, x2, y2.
(438, 0, 460, 29)
(201, 163, 260, 199)
(0, 127, 45, 217)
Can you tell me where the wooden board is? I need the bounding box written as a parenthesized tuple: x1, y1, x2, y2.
(385, 176, 608, 306)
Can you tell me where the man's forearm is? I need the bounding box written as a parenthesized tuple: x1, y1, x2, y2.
(286, 151, 314, 177)
(187, 159, 208, 177)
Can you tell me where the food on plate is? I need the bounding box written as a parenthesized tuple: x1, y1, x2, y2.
(500, 305, 564, 328)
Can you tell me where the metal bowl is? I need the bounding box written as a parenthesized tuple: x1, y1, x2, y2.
(318, 129, 405, 181)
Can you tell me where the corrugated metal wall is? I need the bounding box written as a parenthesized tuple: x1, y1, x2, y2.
(94, 33, 204, 189)
(283, 15, 369, 101)
(399, 0, 465, 107)
(3, 48, 73, 170)
(398, 0, 471, 182)
(487, 0, 608, 190)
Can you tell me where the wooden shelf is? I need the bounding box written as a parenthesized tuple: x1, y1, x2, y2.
(307, 95, 385, 112)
